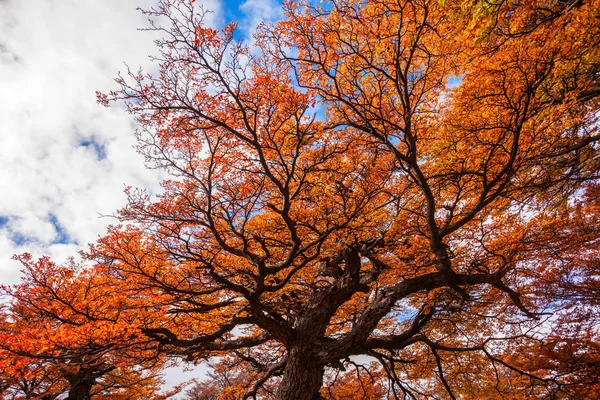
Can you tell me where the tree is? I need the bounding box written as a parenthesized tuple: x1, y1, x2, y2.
(0, 345, 64, 400)
(0, 255, 174, 400)
(321, 362, 386, 400)
(89, 0, 598, 398)
(183, 356, 275, 400)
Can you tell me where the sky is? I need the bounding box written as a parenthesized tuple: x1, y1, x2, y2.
(0, 0, 281, 280)
(0, 0, 282, 392)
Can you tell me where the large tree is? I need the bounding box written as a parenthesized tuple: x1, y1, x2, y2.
(91, 0, 600, 398)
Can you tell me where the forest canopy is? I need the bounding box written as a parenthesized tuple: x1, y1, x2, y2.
(2, 0, 600, 399)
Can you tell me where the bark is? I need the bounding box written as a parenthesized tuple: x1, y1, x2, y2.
(64, 372, 94, 400)
(65, 381, 93, 400)
(276, 347, 325, 400)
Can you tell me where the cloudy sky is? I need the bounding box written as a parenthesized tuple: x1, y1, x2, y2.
(0, 0, 281, 280)
(0, 0, 281, 391)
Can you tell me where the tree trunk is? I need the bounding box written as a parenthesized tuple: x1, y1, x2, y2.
(276, 347, 325, 400)
(65, 379, 93, 400)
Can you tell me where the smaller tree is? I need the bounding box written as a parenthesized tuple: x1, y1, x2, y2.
(0, 255, 172, 400)
(0, 346, 64, 400)
(184, 356, 388, 400)
(322, 363, 386, 400)
(184, 353, 283, 400)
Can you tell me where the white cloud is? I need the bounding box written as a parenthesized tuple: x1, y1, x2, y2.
(162, 362, 210, 397)
(239, 0, 284, 43)
(0, 0, 227, 284)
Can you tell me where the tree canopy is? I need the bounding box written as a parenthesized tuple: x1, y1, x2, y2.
(3, 0, 600, 399)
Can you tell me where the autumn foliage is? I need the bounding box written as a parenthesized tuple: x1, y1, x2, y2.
(2, 0, 600, 399)
(0, 255, 179, 400)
